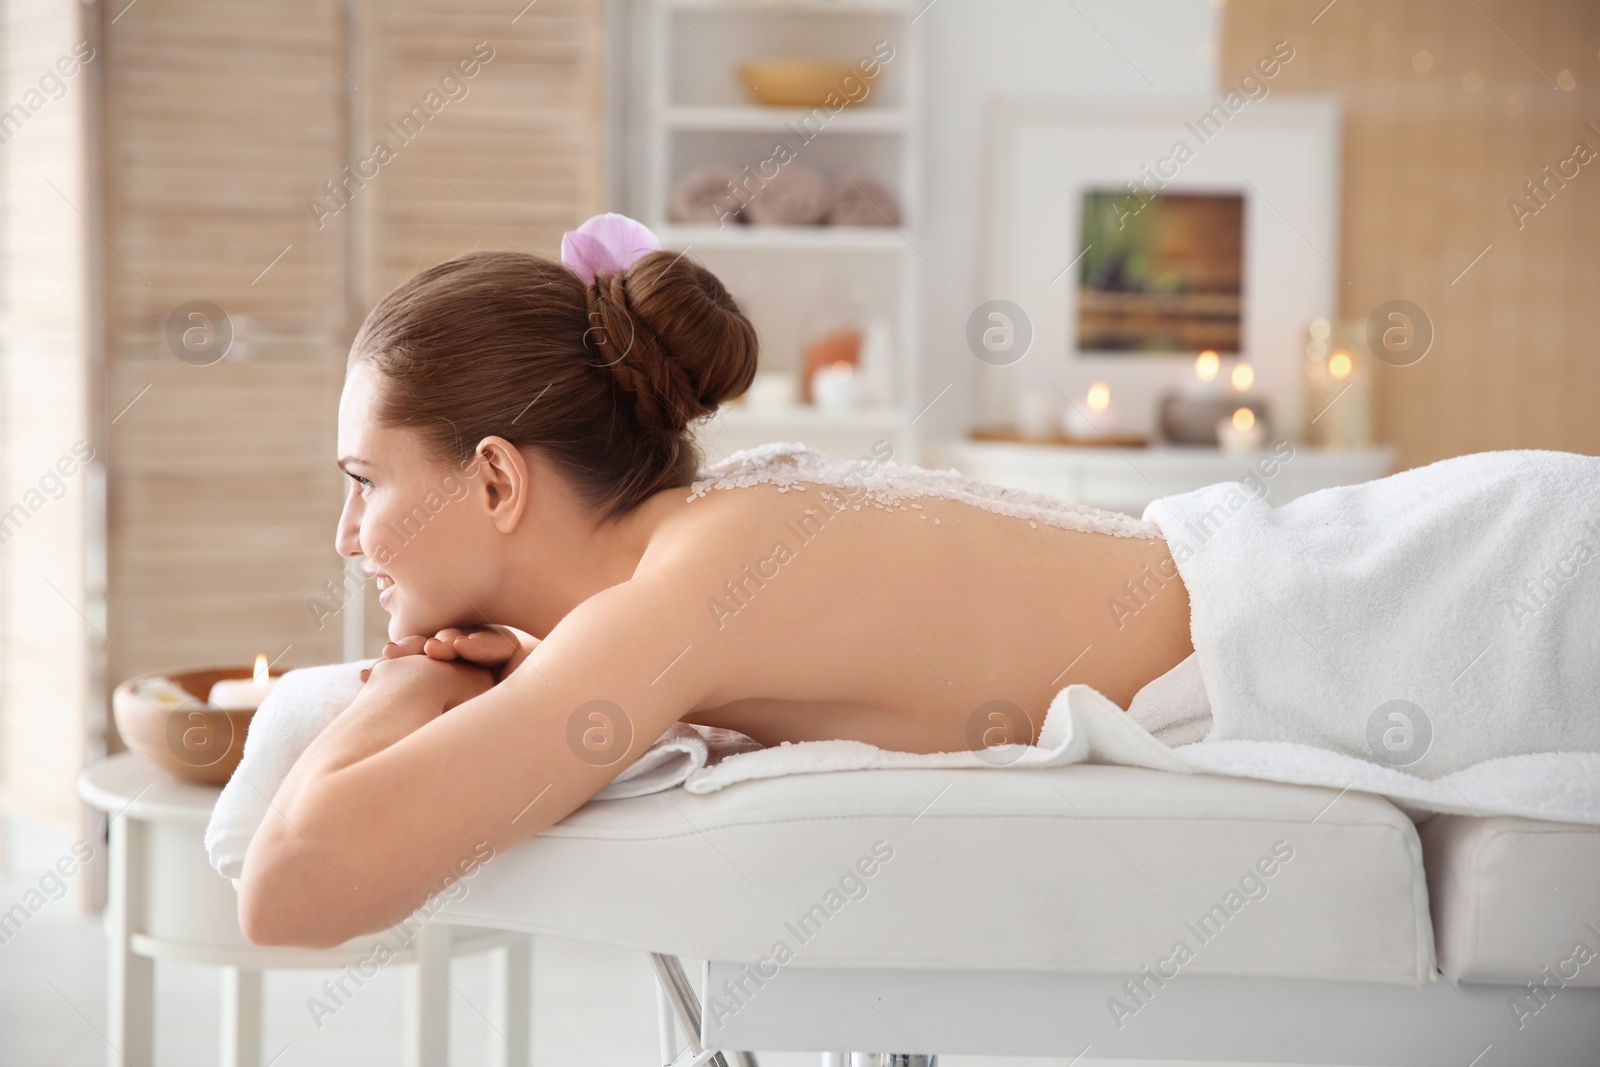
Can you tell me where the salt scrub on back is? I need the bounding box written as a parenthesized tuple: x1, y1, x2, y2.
(686, 442, 1153, 538)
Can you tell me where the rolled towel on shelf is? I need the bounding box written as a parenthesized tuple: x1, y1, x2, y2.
(827, 172, 901, 226)
(669, 166, 746, 226)
(743, 165, 830, 225)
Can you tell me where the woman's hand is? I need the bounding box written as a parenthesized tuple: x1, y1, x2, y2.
(362, 625, 540, 684)
(359, 651, 497, 712)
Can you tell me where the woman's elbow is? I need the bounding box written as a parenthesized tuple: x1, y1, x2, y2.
(236, 833, 354, 950)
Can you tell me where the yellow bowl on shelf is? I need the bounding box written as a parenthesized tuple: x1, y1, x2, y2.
(738, 59, 880, 109)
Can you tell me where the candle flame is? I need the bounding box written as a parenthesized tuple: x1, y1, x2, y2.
(253, 653, 269, 686)
(1086, 382, 1111, 413)
(1232, 407, 1256, 431)
(1195, 351, 1220, 382)
(1329, 350, 1353, 380)
(830, 360, 854, 376)
(1231, 362, 1255, 391)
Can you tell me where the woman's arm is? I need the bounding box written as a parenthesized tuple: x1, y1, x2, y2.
(236, 573, 724, 948)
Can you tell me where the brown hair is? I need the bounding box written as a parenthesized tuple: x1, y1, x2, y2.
(350, 248, 758, 523)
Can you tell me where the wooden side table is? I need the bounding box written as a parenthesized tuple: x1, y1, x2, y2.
(77, 753, 532, 1067)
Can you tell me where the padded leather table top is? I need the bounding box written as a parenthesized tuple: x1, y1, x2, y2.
(432, 764, 1437, 985)
(1421, 813, 1600, 986)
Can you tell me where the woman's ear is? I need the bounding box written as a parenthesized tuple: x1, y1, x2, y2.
(469, 436, 530, 532)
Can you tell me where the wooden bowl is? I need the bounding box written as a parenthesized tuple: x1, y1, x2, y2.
(738, 60, 879, 109)
(112, 666, 285, 784)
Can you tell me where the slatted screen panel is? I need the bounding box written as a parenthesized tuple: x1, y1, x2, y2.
(101, 0, 608, 706)
(1222, 0, 1600, 468)
(103, 0, 352, 699)
(358, 0, 607, 297)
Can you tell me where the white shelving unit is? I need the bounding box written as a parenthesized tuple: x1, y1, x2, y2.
(640, 0, 924, 465)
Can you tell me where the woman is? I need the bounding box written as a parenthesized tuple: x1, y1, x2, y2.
(237, 216, 1196, 948)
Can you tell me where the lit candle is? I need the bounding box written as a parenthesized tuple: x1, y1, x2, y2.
(1063, 381, 1119, 438)
(1216, 406, 1267, 453)
(1328, 349, 1353, 381)
(1230, 361, 1255, 392)
(208, 653, 279, 711)
(1304, 315, 1374, 449)
(1186, 350, 1224, 395)
(811, 361, 862, 411)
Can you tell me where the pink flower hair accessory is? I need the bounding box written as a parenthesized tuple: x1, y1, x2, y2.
(559, 212, 663, 285)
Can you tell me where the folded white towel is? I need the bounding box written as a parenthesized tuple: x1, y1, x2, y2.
(203, 658, 763, 883)
(678, 684, 1600, 826)
(205, 659, 375, 886)
(1124, 652, 1214, 747)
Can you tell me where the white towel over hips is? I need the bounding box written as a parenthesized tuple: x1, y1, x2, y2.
(1141, 448, 1600, 778)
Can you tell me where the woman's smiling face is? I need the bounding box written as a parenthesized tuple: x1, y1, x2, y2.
(335, 361, 491, 642)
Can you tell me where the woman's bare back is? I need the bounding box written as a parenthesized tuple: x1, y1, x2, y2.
(643, 449, 1196, 755)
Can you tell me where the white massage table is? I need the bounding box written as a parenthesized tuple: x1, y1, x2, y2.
(429, 763, 1600, 1066)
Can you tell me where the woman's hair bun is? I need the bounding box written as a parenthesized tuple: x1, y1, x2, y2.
(583, 250, 758, 435)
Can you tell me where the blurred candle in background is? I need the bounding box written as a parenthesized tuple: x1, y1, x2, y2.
(1063, 381, 1118, 438)
(1216, 406, 1267, 453)
(811, 360, 862, 411)
(1304, 318, 1374, 449)
(1188, 350, 1223, 395)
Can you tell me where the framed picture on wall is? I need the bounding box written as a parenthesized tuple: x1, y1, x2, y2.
(1076, 189, 1245, 355)
(982, 97, 1341, 439)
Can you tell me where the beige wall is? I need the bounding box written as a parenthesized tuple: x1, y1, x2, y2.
(1223, 0, 1600, 469)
